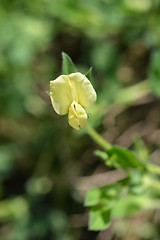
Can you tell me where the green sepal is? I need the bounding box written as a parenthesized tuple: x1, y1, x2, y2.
(62, 52, 77, 75)
(85, 67, 92, 81)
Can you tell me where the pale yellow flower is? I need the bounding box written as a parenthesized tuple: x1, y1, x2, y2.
(50, 72, 97, 130)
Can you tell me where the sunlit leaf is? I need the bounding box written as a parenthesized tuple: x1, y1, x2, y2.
(89, 205, 111, 231)
(85, 188, 101, 207)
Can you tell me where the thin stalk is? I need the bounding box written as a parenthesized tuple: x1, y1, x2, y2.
(85, 123, 111, 151)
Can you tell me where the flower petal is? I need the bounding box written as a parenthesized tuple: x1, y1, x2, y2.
(50, 72, 97, 116)
(68, 101, 87, 130)
(68, 73, 97, 108)
(50, 75, 72, 115)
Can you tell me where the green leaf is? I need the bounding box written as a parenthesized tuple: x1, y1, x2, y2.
(107, 146, 144, 170)
(111, 195, 149, 218)
(148, 50, 160, 97)
(85, 178, 129, 207)
(85, 188, 101, 207)
(85, 67, 92, 81)
(89, 205, 111, 231)
(62, 52, 77, 75)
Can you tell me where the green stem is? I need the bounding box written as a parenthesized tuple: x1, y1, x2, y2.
(85, 123, 111, 151)
(147, 164, 160, 175)
(85, 124, 160, 176)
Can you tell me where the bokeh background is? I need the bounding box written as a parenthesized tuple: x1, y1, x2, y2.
(0, 0, 160, 239)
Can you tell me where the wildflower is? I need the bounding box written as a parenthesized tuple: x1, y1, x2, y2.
(50, 72, 96, 130)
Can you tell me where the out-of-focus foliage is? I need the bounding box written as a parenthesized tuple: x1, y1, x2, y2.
(86, 142, 160, 231)
(0, 0, 160, 239)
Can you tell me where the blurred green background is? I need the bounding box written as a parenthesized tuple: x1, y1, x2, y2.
(0, 0, 160, 239)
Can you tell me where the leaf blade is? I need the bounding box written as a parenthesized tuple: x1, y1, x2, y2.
(89, 206, 111, 231)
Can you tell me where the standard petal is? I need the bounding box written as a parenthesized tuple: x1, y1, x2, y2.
(68, 101, 87, 130)
(68, 73, 97, 108)
(50, 75, 72, 115)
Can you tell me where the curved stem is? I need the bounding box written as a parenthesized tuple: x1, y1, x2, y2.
(85, 123, 111, 151)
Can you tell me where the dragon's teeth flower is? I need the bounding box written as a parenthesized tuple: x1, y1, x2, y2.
(50, 72, 97, 130)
